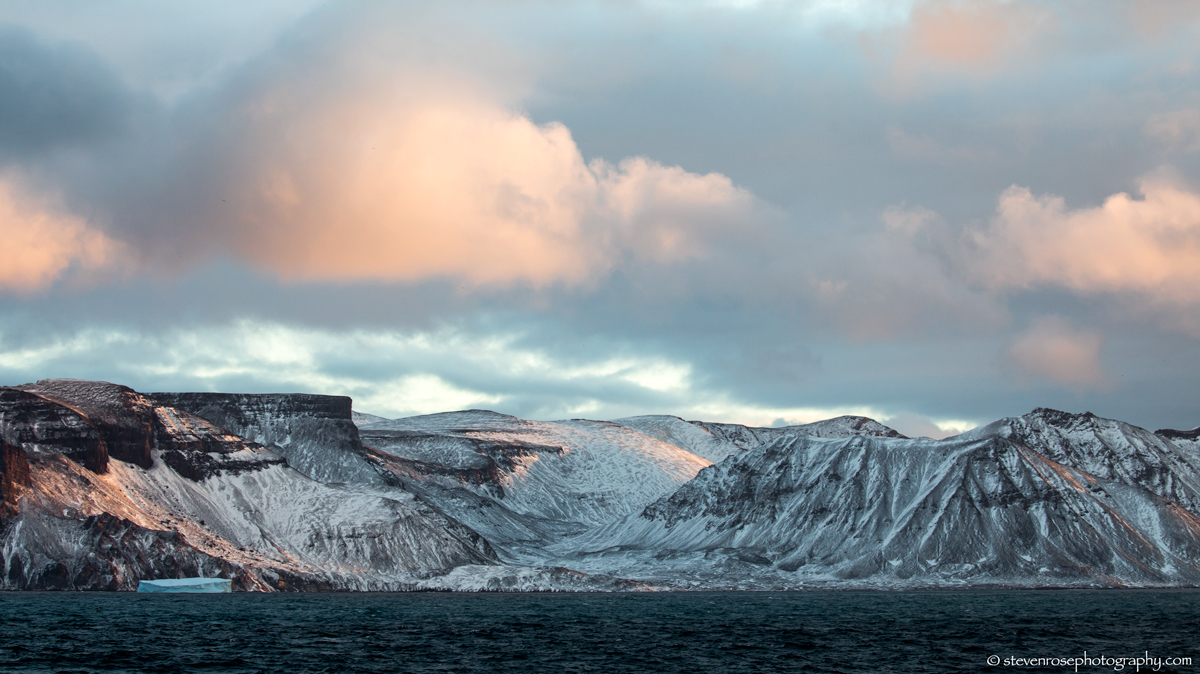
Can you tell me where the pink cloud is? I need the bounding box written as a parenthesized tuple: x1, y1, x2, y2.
(1004, 316, 1106, 389)
(0, 176, 123, 293)
(869, 0, 1056, 93)
(970, 176, 1200, 303)
(219, 75, 758, 288)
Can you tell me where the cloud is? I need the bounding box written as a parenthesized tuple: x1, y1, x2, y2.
(969, 176, 1200, 303)
(881, 411, 976, 439)
(1003, 316, 1105, 389)
(903, 0, 1048, 66)
(166, 68, 762, 289)
(0, 175, 123, 293)
(1145, 110, 1200, 154)
(885, 126, 997, 165)
(872, 0, 1056, 92)
(805, 202, 1007, 340)
(1129, 0, 1200, 38)
(0, 26, 131, 158)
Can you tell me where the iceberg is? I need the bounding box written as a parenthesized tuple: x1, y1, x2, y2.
(136, 577, 232, 593)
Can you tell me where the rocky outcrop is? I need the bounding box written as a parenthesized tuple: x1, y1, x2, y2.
(1, 380, 501, 591)
(0, 386, 109, 473)
(13, 379, 160, 469)
(1, 380, 285, 483)
(152, 392, 381, 484)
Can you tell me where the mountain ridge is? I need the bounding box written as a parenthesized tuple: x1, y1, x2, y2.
(3, 378, 1198, 591)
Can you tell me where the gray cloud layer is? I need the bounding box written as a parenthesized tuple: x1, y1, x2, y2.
(2, 1, 1199, 436)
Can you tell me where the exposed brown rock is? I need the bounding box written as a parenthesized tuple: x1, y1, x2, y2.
(0, 387, 108, 473)
(0, 438, 29, 517)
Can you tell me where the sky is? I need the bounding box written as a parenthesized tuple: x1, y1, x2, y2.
(2, 0, 1199, 438)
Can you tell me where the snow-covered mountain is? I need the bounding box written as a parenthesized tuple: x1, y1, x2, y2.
(4, 378, 1200, 591)
(612, 414, 904, 463)
(556, 411, 1200, 588)
(352, 411, 390, 427)
(964, 409, 1200, 515)
(357, 411, 711, 561)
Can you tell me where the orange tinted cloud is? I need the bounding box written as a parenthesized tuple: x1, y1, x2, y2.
(1005, 316, 1105, 389)
(0, 177, 122, 293)
(971, 177, 1200, 302)
(878, 0, 1055, 91)
(225, 76, 757, 287)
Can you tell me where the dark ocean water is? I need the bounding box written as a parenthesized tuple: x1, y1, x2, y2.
(1, 590, 1197, 673)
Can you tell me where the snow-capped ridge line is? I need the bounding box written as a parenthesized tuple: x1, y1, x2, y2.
(556, 427, 1200, 587)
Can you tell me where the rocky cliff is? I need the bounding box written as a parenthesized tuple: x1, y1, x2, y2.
(1, 380, 497, 590)
(151, 392, 382, 485)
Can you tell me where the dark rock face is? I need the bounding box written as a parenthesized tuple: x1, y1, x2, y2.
(1, 380, 285, 483)
(1000, 408, 1200, 514)
(0, 386, 109, 473)
(3, 511, 228, 591)
(1157, 427, 1200, 442)
(153, 392, 354, 428)
(152, 393, 380, 484)
(366, 446, 504, 490)
(146, 404, 286, 481)
(15, 380, 156, 469)
(0, 439, 30, 517)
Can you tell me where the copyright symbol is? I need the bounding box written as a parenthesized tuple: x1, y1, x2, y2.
(987, 655, 1001, 666)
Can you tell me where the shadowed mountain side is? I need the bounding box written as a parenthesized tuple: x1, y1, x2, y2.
(560, 430, 1200, 587)
(963, 409, 1200, 515)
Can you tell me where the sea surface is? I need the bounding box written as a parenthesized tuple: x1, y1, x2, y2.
(1, 590, 1197, 673)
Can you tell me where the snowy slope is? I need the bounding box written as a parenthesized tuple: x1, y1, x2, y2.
(560, 421, 1200, 588)
(610, 416, 747, 463)
(964, 409, 1200, 515)
(356, 411, 711, 562)
(352, 411, 390, 427)
(1158, 427, 1200, 459)
(361, 411, 711, 528)
(612, 414, 906, 464)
